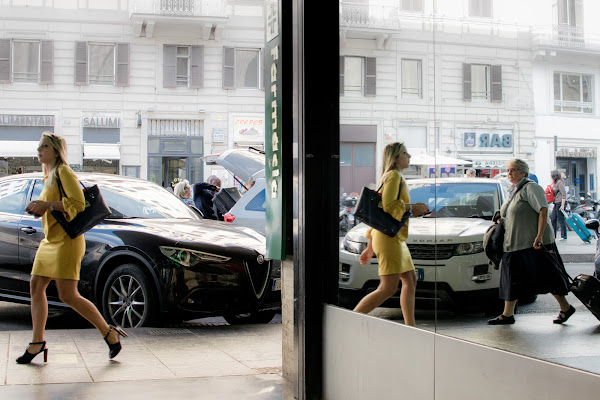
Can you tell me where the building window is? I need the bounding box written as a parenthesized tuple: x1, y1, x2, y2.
(558, 0, 582, 27)
(340, 56, 376, 97)
(463, 63, 502, 102)
(401, 59, 422, 98)
(75, 42, 129, 87)
(469, 0, 492, 18)
(223, 47, 263, 90)
(163, 45, 204, 89)
(400, 0, 423, 13)
(553, 72, 593, 113)
(123, 166, 140, 178)
(0, 39, 53, 84)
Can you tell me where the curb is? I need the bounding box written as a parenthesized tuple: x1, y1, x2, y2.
(562, 254, 594, 263)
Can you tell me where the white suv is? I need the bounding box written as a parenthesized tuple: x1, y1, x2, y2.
(339, 178, 508, 313)
(203, 148, 267, 235)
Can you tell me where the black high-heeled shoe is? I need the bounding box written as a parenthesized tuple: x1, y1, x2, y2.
(16, 341, 48, 364)
(104, 325, 128, 359)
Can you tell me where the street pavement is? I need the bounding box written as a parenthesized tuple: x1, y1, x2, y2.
(0, 235, 596, 399)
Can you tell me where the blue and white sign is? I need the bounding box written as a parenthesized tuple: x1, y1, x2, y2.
(458, 128, 513, 153)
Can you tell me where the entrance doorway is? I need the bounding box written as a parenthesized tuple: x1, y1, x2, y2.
(340, 143, 376, 195)
(557, 157, 587, 198)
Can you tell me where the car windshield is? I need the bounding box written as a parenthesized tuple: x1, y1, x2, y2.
(408, 182, 500, 220)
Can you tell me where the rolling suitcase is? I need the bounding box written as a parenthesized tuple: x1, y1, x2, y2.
(564, 212, 593, 243)
(570, 274, 600, 322)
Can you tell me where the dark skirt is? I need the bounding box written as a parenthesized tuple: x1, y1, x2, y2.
(499, 243, 570, 301)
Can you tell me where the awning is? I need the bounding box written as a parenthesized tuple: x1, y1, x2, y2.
(83, 143, 121, 159)
(0, 141, 39, 157)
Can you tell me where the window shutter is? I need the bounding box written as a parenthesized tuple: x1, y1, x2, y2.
(189, 45, 204, 89)
(222, 47, 235, 89)
(558, 0, 567, 24)
(413, 0, 423, 12)
(463, 63, 472, 101)
(575, 0, 584, 28)
(115, 43, 129, 87)
(482, 0, 492, 18)
(364, 57, 376, 97)
(74, 41, 88, 86)
(469, 0, 481, 17)
(260, 48, 265, 91)
(339, 56, 345, 95)
(0, 39, 10, 83)
(40, 40, 54, 84)
(163, 45, 177, 88)
(490, 65, 502, 102)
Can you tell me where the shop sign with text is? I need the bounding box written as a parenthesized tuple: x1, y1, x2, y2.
(459, 128, 513, 153)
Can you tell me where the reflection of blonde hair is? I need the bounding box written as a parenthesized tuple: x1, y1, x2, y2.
(174, 181, 190, 199)
(40, 132, 68, 189)
(379, 142, 406, 184)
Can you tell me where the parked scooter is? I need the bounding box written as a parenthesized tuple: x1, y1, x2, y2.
(339, 193, 358, 237)
(568, 193, 598, 221)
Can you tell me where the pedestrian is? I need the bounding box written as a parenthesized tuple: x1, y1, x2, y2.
(20, 132, 126, 364)
(353, 142, 429, 326)
(549, 169, 567, 241)
(193, 175, 224, 220)
(465, 168, 476, 177)
(174, 180, 193, 206)
(488, 159, 574, 325)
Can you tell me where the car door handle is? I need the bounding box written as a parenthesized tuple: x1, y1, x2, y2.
(20, 227, 37, 234)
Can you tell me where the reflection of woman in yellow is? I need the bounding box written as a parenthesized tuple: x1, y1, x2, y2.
(19, 132, 126, 364)
(353, 142, 429, 326)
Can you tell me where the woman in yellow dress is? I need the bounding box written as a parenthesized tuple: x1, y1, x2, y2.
(18, 132, 126, 364)
(353, 142, 429, 326)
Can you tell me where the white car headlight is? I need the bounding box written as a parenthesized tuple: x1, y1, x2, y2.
(454, 242, 484, 255)
(159, 246, 231, 267)
(343, 238, 367, 254)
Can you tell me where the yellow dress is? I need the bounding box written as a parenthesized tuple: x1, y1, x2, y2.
(31, 164, 86, 280)
(365, 170, 415, 276)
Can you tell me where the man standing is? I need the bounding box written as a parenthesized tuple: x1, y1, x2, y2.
(193, 175, 224, 220)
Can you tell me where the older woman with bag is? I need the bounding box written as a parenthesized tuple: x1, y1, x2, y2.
(487, 159, 574, 325)
(353, 142, 429, 326)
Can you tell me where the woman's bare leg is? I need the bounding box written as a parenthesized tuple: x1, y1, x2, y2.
(503, 300, 517, 317)
(552, 294, 571, 311)
(353, 274, 401, 314)
(28, 275, 52, 352)
(55, 279, 118, 343)
(399, 270, 417, 327)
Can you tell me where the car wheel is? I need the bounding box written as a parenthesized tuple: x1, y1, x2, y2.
(518, 294, 537, 305)
(223, 310, 277, 325)
(102, 264, 157, 328)
(483, 299, 504, 316)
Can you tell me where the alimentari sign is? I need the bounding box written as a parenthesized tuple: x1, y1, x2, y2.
(0, 115, 54, 127)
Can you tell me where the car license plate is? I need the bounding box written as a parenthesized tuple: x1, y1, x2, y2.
(416, 268, 424, 281)
(272, 278, 282, 291)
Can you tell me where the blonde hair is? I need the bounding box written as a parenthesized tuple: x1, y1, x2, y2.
(379, 142, 406, 184)
(40, 132, 68, 189)
(174, 181, 190, 199)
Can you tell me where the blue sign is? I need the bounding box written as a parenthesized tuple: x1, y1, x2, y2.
(574, 178, 582, 184)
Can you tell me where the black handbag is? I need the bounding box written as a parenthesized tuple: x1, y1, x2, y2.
(483, 179, 531, 269)
(51, 173, 111, 239)
(354, 177, 411, 238)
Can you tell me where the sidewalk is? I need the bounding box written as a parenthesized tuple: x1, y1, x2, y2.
(555, 233, 596, 263)
(0, 323, 283, 399)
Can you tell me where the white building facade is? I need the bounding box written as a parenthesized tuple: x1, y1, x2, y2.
(0, 0, 266, 187)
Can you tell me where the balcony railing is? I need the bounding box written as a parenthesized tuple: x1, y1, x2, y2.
(532, 25, 600, 51)
(340, 2, 399, 30)
(130, 0, 227, 17)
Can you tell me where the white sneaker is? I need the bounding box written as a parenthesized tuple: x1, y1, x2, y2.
(558, 238, 567, 241)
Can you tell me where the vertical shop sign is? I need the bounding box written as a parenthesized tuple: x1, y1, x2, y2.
(264, 0, 285, 260)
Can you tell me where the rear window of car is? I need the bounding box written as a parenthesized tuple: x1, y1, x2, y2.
(245, 189, 266, 212)
(0, 179, 29, 215)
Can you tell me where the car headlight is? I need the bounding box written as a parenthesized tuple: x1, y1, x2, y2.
(454, 242, 484, 255)
(343, 238, 367, 254)
(159, 246, 231, 267)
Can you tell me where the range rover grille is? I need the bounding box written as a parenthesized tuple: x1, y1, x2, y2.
(407, 244, 455, 260)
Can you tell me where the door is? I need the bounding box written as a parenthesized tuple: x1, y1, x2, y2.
(557, 158, 587, 199)
(340, 143, 375, 195)
(164, 157, 188, 188)
(0, 177, 31, 294)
